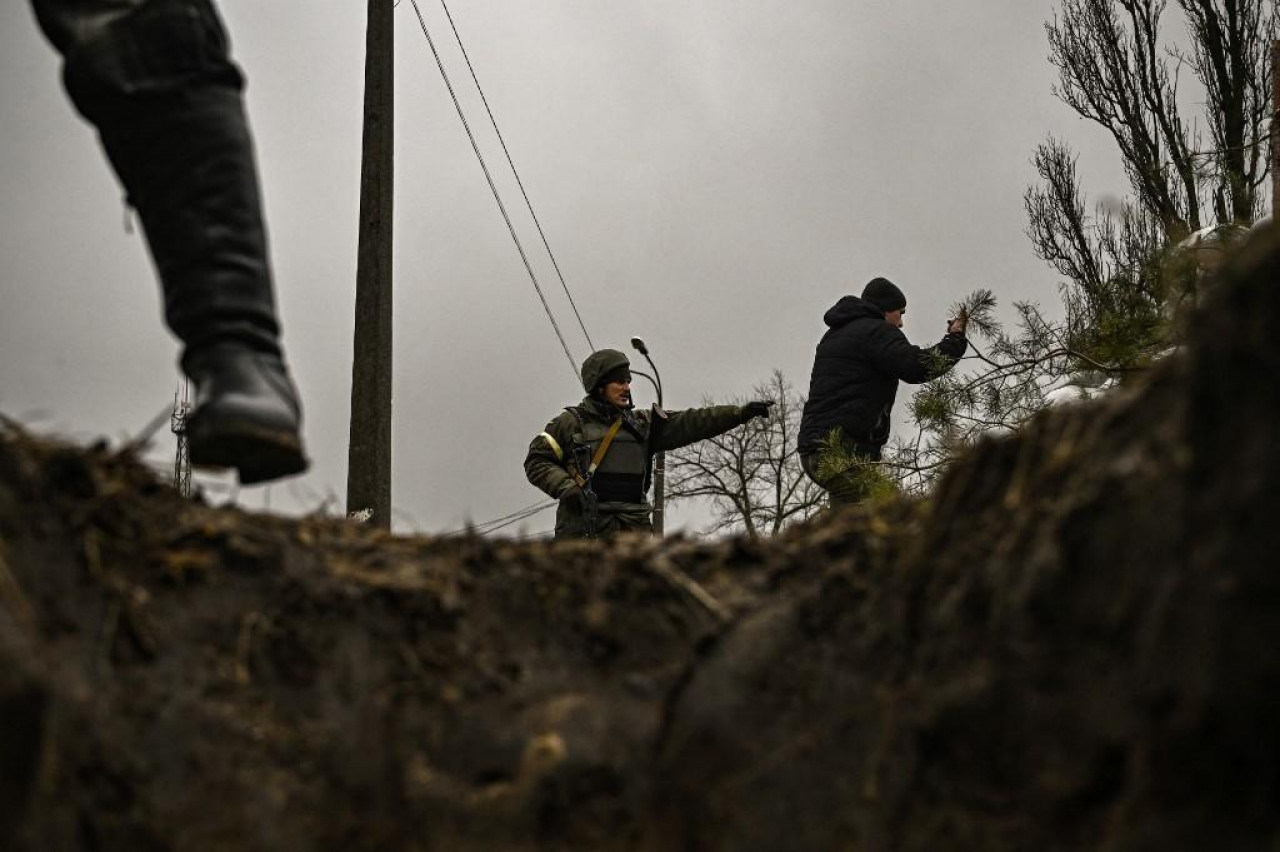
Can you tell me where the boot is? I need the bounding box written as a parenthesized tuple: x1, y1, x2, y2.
(57, 0, 308, 484)
(184, 345, 307, 485)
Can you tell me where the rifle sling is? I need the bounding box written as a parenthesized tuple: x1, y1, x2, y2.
(572, 417, 624, 488)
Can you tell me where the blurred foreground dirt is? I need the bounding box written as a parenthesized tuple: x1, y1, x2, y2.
(2, 228, 1279, 851)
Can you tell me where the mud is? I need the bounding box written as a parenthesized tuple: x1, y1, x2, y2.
(2, 227, 1278, 850)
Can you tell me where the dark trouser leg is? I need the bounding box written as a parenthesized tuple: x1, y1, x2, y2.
(32, 0, 307, 484)
(610, 512, 654, 537)
(801, 451, 877, 508)
(553, 505, 652, 540)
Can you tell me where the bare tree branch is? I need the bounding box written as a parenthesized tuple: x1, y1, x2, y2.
(666, 370, 824, 538)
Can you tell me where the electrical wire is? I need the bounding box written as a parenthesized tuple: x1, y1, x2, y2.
(470, 498, 555, 530)
(477, 501, 556, 535)
(407, 0, 580, 382)
(435, 0, 595, 353)
(442, 497, 557, 536)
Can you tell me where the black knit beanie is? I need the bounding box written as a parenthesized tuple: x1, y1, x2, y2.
(861, 277, 907, 313)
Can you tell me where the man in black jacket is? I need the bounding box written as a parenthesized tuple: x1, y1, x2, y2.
(798, 277, 967, 505)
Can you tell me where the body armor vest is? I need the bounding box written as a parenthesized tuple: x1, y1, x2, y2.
(569, 408, 650, 505)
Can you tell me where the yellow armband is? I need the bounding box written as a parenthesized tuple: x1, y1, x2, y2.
(539, 431, 564, 461)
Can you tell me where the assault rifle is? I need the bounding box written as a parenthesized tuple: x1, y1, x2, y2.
(570, 441, 602, 539)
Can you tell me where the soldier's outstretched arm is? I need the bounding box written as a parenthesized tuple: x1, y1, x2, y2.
(653, 405, 752, 453)
(524, 416, 576, 498)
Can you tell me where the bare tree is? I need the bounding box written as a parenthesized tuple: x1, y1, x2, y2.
(1047, 0, 1274, 228)
(1181, 1, 1277, 222)
(665, 371, 825, 538)
(893, 0, 1276, 492)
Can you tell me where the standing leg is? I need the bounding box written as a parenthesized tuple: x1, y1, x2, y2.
(802, 451, 874, 508)
(32, 0, 307, 484)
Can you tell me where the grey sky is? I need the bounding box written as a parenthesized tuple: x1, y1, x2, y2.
(0, 1, 1127, 536)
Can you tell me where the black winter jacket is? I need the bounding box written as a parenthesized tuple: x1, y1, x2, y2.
(797, 296, 967, 455)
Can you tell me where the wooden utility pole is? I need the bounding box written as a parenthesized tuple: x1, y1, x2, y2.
(347, 0, 395, 528)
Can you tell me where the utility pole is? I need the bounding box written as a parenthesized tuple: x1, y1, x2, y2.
(347, 0, 395, 529)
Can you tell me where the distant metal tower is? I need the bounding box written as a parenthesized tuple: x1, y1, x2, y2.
(171, 381, 192, 498)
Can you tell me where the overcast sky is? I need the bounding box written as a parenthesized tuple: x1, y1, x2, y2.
(1, 0, 1129, 536)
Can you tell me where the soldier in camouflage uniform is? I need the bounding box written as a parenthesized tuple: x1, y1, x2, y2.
(525, 348, 773, 539)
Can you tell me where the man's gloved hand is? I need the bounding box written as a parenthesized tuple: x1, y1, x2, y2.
(559, 483, 588, 510)
(742, 400, 775, 422)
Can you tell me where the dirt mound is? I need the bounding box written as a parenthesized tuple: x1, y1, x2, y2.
(2, 228, 1279, 851)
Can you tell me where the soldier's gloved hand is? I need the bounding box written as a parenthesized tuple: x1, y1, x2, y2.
(559, 483, 588, 511)
(741, 400, 775, 422)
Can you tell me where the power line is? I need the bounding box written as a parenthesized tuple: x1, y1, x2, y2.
(444, 498, 551, 534)
(442, 498, 557, 536)
(470, 497, 553, 530)
(479, 501, 556, 535)
(435, 0, 595, 353)
(407, 0, 580, 382)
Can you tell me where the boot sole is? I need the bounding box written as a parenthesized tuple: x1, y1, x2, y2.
(189, 421, 309, 486)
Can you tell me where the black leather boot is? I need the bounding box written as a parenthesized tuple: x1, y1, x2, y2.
(183, 345, 307, 485)
(55, 0, 308, 484)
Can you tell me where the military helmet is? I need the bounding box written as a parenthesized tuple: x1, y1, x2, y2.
(580, 348, 631, 394)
